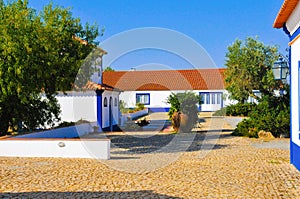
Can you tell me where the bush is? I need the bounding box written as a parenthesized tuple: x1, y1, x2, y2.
(213, 103, 256, 117)
(232, 94, 290, 138)
(212, 107, 226, 116)
(232, 118, 258, 138)
(225, 103, 257, 116)
(57, 121, 75, 128)
(136, 103, 145, 111)
(167, 92, 200, 133)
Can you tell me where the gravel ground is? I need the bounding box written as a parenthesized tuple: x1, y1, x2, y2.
(0, 116, 299, 198)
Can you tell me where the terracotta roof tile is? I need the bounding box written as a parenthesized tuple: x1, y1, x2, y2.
(103, 69, 225, 91)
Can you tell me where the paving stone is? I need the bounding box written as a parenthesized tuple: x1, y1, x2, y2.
(0, 117, 299, 198)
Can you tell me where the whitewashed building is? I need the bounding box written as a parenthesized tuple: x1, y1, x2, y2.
(56, 83, 121, 132)
(103, 68, 229, 112)
(274, 0, 300, 170)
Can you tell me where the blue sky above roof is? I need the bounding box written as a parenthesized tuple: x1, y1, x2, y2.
(29, 0, 288, 70)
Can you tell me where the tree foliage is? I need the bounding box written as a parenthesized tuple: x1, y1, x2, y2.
(225, 37, 279, 103)
(104, 66, 115, 72)
(0, 0, 99, 135)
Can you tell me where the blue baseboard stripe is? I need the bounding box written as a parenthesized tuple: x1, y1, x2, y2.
(148, 107, 170, 112)
(291, 141, 300, 171)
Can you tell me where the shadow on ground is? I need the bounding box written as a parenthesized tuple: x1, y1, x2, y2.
(0, 191, 182, 198)
(109, 130, 231, 154)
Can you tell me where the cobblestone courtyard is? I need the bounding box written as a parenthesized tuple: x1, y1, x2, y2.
(0, 115, 300, 198)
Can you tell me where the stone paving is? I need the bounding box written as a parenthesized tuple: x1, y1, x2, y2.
(0, 114, 300, 198)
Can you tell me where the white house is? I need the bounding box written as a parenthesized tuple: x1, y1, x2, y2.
(55, 47, 121, 132)
(274, 0, 300, 171)
(56, 83, 120, 132)
(103, 68, 230, 112)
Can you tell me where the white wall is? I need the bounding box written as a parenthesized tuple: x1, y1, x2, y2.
(286, 2, 300, 35)
(120, 90, 229, 112)
(56, 90, 120, 129)
(56, 91, 97, 123)
(291, 36, 300, 146)
(0, 139, 110, 159)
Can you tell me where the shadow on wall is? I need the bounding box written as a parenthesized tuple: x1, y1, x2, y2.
(0, 191, 182, 198)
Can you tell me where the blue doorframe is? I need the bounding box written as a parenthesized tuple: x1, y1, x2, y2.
(96, 90, 104, 129)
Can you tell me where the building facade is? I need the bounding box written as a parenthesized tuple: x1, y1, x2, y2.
(274, 0, 300, 170)
(103, 68, 231, 112)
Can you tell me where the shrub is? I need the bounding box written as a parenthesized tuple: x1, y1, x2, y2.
(167, 92, 200, 133)
(226, 103, 257, 116)
(232, 94, 290, 138)
(136, 103, 145, 111)
(57, 121, 75, 128)
(212, 107, 226, 116)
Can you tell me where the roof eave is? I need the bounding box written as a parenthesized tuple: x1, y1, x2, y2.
(273, 0, 299, 28)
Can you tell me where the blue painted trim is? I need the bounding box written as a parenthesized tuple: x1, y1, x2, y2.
(283, 23, 290, 36)
(96, 90, 104, 129)
(290, 49, 293, 164)
(136, 93, 150, 105)
(291, 142, 300, 171)
(102, 124, 120, 132)
(148, 107, 170, 112)
(289, 25, 300, 41)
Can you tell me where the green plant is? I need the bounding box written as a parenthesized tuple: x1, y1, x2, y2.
(166, 92, 200, 132)
(226, 103, 257, 116)
(136, 103, 145, 111)
(232, 93, 290, 138)
(57, 121, 75, 128)
(119, 100, 129, 113)
(212, 107, 226, 116)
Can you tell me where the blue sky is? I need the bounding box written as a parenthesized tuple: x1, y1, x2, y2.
(28, 0, 288, 71)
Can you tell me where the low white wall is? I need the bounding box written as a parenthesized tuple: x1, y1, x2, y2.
(0, 139, 110, 159)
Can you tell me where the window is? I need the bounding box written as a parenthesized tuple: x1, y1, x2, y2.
(200, 93, 205, 104)
(136, 93, 150, 105)
(103, 97, 107, 107)
(217, 93, 221, 104)
(212, 93, 216, 104)
(200, 92, 222, 105)
(205, 93, 210, 104)
(114, 98, 118, 107)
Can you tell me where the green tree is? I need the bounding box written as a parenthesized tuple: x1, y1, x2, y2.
(166, 92, 200, 132)
(225, 37, 279, 103)
(104, 66, 115, 72)
(0, 0, 99, 135)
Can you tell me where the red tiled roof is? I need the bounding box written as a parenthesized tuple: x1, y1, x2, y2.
(103, 69, 225, 91)
(273, 0, 299, 28)
(81, 81, 116, 91)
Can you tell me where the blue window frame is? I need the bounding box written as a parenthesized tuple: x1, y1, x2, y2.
(199, 92, 223, 105)
(136, 93, 150, 105)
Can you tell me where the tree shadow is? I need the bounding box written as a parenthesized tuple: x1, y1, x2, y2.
(108, 131, 230, 154)
(0, 191, 182, 198)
